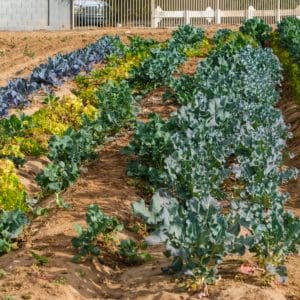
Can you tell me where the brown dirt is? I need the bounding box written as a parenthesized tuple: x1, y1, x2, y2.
(0, 25, 237, 87)
(0, 29, 299, 300)
(0, 28, 173, 87)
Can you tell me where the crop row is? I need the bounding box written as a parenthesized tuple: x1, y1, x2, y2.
(0, 25, 207, 254)
(126, 21, 300, 285)
(272, 17, 300, 100)
(0, 36, 122, 117)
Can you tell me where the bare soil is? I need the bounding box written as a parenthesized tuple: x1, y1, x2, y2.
(0, 29, 299, 300)
(0, 25, 237, 87)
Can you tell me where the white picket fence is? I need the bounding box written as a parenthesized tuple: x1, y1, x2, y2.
(153, 5, 300, 28)
(71, 0, 300, 29)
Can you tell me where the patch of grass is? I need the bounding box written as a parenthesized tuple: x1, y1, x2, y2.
(23, 45, 35, 59)
(0, 49, 6, 57)
(30, 251, 49, 266)
(61, 36, 70, 43)
(0, 269, 7, 278)
(1, 296, 16, 300)
(76, 269, 87, 278)
(54, 276, 68, 285)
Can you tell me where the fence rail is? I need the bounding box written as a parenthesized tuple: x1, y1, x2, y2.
(73, 0, 300, 29)
(153, 5, 300, 27)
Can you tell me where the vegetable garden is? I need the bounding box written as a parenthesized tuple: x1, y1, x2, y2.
(0, 18, 299, 299)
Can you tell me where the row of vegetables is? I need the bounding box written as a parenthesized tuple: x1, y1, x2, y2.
(0, 17, 299, 287)
(272, 17, 300, 100)
(0, 26, 208, 253)
(0, 36, 123, 117)
(125, 18, 300, 285)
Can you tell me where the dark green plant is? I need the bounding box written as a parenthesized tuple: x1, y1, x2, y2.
(0, 210, 27, 254)
(118, 239, 151, 265)
(96, 80, 137, 133)
(212, 28, 233, 45)
(71, 205, 123, 263)
(240, 17, 272, 45)
(277, 17, 300, 64)
(36, 126, 97, 193)
(168, 25, 205, 50)
(129, 34, 300, 285)
(30, 251, 49, 266)
(122, 113, 173, 185)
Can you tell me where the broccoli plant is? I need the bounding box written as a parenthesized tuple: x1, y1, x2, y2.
(240, 17, 272, 45)
(72, 205, 123, 263)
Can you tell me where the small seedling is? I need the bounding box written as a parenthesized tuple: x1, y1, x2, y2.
(54, 276, 67, 285)
(0, 49, 6, 57)
(30, 251, 49, 266)
(0, 269, 7, 278)
(118, 239, 151, 265)
(55, 193, 71, 209)
(33, 207, 49, 217)
(76, 269, 87, 278)
(23, 45, 35, 59)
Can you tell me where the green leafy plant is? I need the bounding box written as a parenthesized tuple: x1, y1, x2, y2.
(0, 159, 28, 211)
(71, 205, 123, 263)
(213, 28, 233, 45)
(129, 33, 300, 286)
(0, 210, 27, 254)
(96, 80, 137, 133)
(123, 113, 174, 185)
(130, 47, 186, 90)
(168, 24, 205, 50)
(133, 191, 241, 284)
(55, 193, 71, 209)
(277, 17, 300, 64)
(30, 251, 49, 266)
(118, 239, 151, 265)
(240, 17, 272, 45)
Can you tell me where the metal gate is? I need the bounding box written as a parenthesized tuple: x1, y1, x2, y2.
(72, 0, 300, 29)
(73, 0, 152, 28)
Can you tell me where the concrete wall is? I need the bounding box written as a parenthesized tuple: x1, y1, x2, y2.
(0, 0, 72, 31)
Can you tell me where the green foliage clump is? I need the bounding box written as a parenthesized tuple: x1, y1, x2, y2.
(0, 159, 28, 212)
(0, 209, 27, 254)
(130, 47, 186, 90)
(271, 33, 300, 102)
(36, 125, 98, 193)
(277, 17, 300, 64)
(128, 38, 300, 285)
(123, 113, 173, 185)
(118, 239, 151, 265)
(130, 25, 205, 91)
(168, 24, 205, 50)
(96, 80, 137, 133)
(71, 204, 123, 263)
(213, 28, 233, 45)
(240, 17, 272, 45)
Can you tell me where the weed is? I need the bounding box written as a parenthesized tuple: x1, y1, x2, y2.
(23, 45, 35, 59)
(0, 269, 6, 278)
(30, 251, 49, 266)
(54, 276, 67, 285)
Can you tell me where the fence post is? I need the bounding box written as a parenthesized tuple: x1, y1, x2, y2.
(246, 6, 255, 20)
(151, 0, 156, 28)
(276, 0, 281, 22)
(71, 0, 74, 29)
(184, 10, 191, 25)
(215, 0, 221, 24)
(215, 9, 221, 24)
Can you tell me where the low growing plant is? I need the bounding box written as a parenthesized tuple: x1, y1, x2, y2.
(71, 204, 123, 263)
